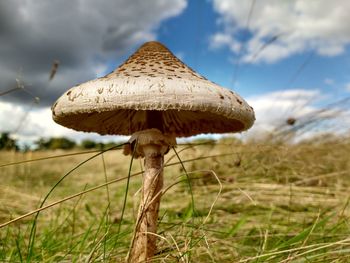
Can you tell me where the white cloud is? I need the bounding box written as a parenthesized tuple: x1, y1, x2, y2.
(0, 101, 127, 146)
(210, 33, 241, 53)
(245, 89, 320, 134)
(242, 89, 349, 141)
(210, 0, 350, 64)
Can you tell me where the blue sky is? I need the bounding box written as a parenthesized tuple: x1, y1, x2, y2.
(0, 0, 349, 144)
(112, 0, 350, 107)
(158, 0, 350, 100)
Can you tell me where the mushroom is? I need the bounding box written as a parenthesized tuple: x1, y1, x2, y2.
(52, 41, 255, 262)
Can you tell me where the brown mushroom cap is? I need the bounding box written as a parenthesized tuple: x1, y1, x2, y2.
(52, 41, 255, 137)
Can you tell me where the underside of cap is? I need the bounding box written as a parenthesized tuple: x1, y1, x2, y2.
(53, 109, 246, 137)
(52, 41, 255, 137)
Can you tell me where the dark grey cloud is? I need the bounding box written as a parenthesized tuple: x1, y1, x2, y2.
(0, 0, 186, 106)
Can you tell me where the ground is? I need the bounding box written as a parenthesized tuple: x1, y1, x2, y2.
(1, 136, 350, 262)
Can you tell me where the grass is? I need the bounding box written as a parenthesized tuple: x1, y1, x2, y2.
(1, 136, 350, 262)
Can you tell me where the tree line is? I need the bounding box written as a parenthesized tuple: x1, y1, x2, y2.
(0, 132, 120, 151)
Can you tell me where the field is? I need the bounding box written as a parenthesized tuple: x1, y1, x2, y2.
(1, 136, 350, 262)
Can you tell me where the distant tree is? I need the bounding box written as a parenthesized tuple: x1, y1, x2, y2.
(96, 142, 105, 149)
(22, 144, 32, 152)
(49, 137, 76, 150)
(35, 138, 51, 150)
(35, 137, 76, 150)
(80, 139, 97, 149)
(0, 132, 18, 150)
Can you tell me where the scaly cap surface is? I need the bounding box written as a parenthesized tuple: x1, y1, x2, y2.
(52, 41, 255, 137)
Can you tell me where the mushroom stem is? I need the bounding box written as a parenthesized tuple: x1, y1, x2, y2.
(124, 129, 175, 262)
(129, 145, 164, 262)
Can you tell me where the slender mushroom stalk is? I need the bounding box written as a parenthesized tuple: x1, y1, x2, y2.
(124, 129, 175, 262)
(51, 41, 255, 262)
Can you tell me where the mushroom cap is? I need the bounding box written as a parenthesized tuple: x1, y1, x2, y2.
(52, 41, 255, 137)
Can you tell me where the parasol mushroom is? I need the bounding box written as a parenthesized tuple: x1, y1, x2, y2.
(52, 41, 255, 262)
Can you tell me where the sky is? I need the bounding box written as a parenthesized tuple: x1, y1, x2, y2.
(0, 0, 350, 146)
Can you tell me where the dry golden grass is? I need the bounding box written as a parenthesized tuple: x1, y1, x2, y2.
(1, 136, 350, 262)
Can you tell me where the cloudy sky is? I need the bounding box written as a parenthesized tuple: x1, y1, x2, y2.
(1, 0, 349, 145)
